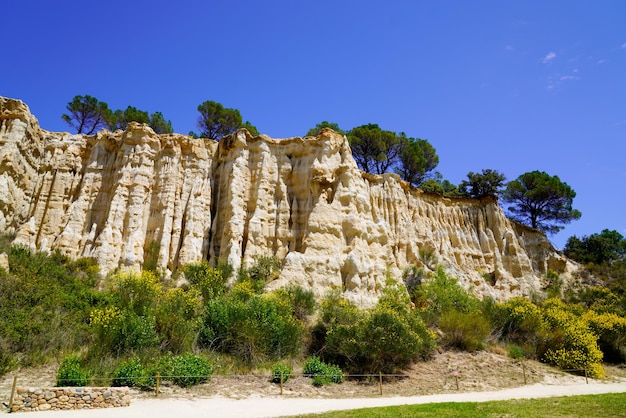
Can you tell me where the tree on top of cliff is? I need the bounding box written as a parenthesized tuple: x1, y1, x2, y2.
(241, 120, 260, 136)
(305, 121, 345, 137)
(62, 95, 114, 135)
(395, 134, 439, 186)
(459, 169, 506, 198)
(347, 124, 402, 174)
(501, 170, 581, 234)
(110, 106, 174, 134)
(197, 100, 243, 140)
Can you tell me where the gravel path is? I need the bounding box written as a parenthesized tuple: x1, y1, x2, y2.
(9, 381, 626, 417)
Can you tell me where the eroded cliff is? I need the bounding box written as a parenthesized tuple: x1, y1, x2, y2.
(0, 97, 577, 305)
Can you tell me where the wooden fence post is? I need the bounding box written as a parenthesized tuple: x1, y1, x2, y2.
(155, 373, 160, 397)
(279, 371, 283, 395)
(379, 372, 383, 396)
(8, 375, 17, 412)
(522, 362, 527, 384)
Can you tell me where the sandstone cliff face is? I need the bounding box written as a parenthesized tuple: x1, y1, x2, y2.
(0, 97, 577, 305)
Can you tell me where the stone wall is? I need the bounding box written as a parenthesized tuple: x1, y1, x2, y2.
(10, 387, 130, 413)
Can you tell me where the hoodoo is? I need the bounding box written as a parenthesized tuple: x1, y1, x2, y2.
(0, 97, 577, 305)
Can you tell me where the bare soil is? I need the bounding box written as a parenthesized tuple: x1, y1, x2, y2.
(2, 350, 625, 404)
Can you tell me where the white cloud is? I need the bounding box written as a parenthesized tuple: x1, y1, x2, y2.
(505, 45, 515, 52)
(597, 59, 607, 65)
(621, 42, 626, 49)
(542, 52, 556, 63)
(560, 75, 579, 81)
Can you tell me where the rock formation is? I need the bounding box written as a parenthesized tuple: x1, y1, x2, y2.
(0, 97, 578, 305)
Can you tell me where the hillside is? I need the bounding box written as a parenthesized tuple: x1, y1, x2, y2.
(0, 96, 578, 304)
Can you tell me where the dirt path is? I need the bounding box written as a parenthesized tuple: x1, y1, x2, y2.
(3, 352, 626, 417)
(6, 381, 626, 417)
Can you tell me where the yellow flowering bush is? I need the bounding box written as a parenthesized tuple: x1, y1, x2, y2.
(112, 271, 161, 315)
(155, 287, 203, 353)
(583, 310, 626, 362)
(541, 299, 604, 377)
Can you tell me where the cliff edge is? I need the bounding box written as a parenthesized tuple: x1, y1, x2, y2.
(0, 97, 578, 305)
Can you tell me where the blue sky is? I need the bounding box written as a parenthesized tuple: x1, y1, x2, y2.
(2, 1, 625, 249)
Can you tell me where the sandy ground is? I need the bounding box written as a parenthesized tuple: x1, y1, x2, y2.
(5, 382, 626, 417)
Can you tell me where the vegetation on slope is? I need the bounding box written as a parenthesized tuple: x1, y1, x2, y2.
(0, 230, 625, 388)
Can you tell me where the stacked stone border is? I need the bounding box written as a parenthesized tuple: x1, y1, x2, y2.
(9, 386, 130, 413)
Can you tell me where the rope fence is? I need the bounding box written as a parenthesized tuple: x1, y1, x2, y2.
(5, 363, 592, 410)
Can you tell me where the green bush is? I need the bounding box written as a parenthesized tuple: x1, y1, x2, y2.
(184, 261, 227, 300)
(237, 255, 281, 294)
(90, 307, 158, 356)
(0, 346, 17, 377)
(303, 356, 326, 376)
(439, 310, 491, 352)
(271, 362, 292, 384)
(155, 287, 203, 353)
(303, 357, 344, 386)
(412, 267, 480, 324)
(494, 297, 546, 358)
(0, 246, 102, 369)
(200, 293, 303, 362)
(322, 299, 435, 374)
(507, 344, 526, 360)
(56, 356, 89, 386)
(169, 353, 212, 388)
(273, 285, 317, 321)
(112, 358, 146, 387)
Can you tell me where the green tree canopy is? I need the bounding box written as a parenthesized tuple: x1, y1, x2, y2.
(564, 229, 626, 265)
(196, 100, 243, 140)
(241, 121, 260, 136)
(110, 106, 173, 134)
(305, 121, 344, 137)
(111, 106, 150, 130)
(62, 95, 114, 135)
(459, 169, 506, 198)
(149, 112, 174, 134)
(501, 170, 581, 234)
(395, 134, 439, 186)
(347, 124, 401, 174)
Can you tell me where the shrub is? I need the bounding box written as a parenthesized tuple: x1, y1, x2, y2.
(200, 294, 303, 362)
(303, 357, 344, 386)
(0, 346, 17, 377)
(271, 362, 292, 384)
(541, 299, 604, 377)
(169, 353, 212, 388)
(273, 285, 317, 321)
(495, 297, 545, 356)
(155, 287, 203, 353)
(439, 310, 491, 352)
(113, 271, 161, 315)
(237, 255, 281, 294)
(507, 344, 526, 360)
(0, 246, 100, 369)
(303, 357, 326, 377)
(112, 357, 145, 387)
(412, 267, 480, 324)
(56, 356, 89, 386)
(583, 310, 626, 363)
(184, 261, 227, 301)
(324, 305, 435, 374)
(90, 307, 158, 356)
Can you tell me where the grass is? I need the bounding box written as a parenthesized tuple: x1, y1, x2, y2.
(301, 392, 626, 417)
